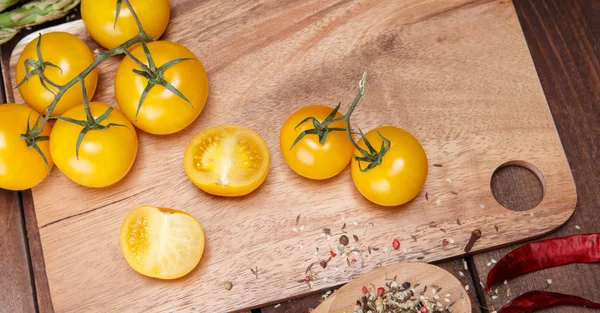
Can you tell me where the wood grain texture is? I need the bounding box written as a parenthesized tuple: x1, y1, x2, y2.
(3, 0, 577, 312)
(471, 1, 600, 312)
(0, 190, 36, 313)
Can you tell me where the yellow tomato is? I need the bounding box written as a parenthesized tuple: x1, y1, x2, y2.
(50, 102, 138, 188)
(0, 104, 53, 190)
(114, 41, 209, 135)
(15, 32, 98, 116)
(351, 126, 428, 206)
(184, 125, 270, 197)
(280, 105, 354, 180)
(120, 206, 205, 279)
(81, 0, 170, 49)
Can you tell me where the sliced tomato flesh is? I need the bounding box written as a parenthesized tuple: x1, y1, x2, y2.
(184, 125, 270, 196)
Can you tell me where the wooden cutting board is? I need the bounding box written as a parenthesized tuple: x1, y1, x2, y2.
(3, 0, 577, 312)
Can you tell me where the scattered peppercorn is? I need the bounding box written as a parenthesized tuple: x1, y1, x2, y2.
(362, 286, 368, 294)
(224, 281, 233, 291)
(340, 235, 349, 246)
(377, 287, 385, 297)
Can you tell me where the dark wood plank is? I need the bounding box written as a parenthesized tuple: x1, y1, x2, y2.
(0, 22, 37, 312)
(471, 1, 600, 312)
(0, 190, 37, 313)
(21, 191, 53, 313)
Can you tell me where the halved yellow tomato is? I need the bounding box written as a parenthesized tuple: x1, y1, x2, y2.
(120, 206, 205, 279)
(184, 125, 270, 197)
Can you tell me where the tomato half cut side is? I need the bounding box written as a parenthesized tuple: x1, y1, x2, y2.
(120, 206, 205, 280)
(184, 125, 270, 197)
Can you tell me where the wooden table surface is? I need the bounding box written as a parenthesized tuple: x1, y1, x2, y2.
(0, 1, 598, 312)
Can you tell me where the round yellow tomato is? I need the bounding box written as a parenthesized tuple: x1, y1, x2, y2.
(0, 104, 53, 190)
(50, 102, 138, 188)
(184, 125, 270, 197)
(81, 0, 170, 49)
(120, 206, 205, 279)
(15, 32, 98, 116)
(351, 126, 428, 206)
(114, 41, 209, 135)
(280, 105, 354, 180)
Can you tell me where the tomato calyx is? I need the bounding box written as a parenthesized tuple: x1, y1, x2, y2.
(351, 128, 391, 172)
(290, 102, 346, 149)
(15, 33, 63, 95)
(19, 109, 51, 171)
(52, 84, 128, 159)
(290, 72, 368, 150)
(123, 41, 195, 119)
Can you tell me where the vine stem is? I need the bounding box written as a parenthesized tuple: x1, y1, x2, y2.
(333, 72, 370, 157)
(37, 31, 151, 130)
(289, 72, 391, 172)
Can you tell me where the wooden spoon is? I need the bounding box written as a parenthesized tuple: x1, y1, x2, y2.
(313, 262, 470, 313)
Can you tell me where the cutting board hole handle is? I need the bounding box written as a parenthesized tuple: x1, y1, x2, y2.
(490, 161, 545, 211)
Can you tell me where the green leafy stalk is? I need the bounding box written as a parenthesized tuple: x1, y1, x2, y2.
(290, 72, 391, 172)
(0, 0, 80, 45)
(0, 0, 19, 13)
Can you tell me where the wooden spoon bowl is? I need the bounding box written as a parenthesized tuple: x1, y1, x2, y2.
(314, 262, 471, 313)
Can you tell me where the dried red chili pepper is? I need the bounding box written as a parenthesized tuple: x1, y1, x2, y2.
(499, 291, 600, 313)
(486, 234, 600, 292)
